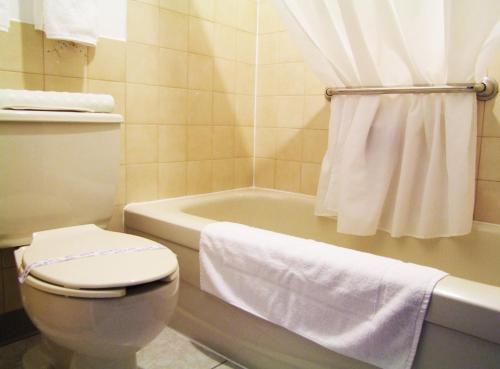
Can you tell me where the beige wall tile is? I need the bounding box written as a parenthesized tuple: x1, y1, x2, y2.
(483, 96, 500, 137)
(258, 33, 279, 65)
(44, 76, 86, 92)
(235, 127, 254, 157)
(275, 128, 302, 161)
(256, 96, 277, 127)
(237, 0, 257, 33)
(160, 0, 189, 13)
(212, 158, 235, 190)
(188, 90, 212, 124)
(258, 0, 286, 34)
(159, 87, 188, 124)
(126, 42, 159, 84)
(88, 79, 126, 115)
(115, 165, 127, 205)
(213, 126, 235, 158)
(300, 163, 320, 195)
(235, 94, 254, 126)
(255, 158, 275, 188)
(126, 163, 158, 202)
(214, 0, 238, 27)
(477, 101, 485, 137)
(475, 180, 500, 224)
(0, 22, 43, 73)
(303, 95, 330, 129)
(187, 160, 212, 194)
(235, 157, 253, 187)
(188, 53, 214, 90)
(275, 160, 300, 192)
(44, 40, 87, 78)
(213, 93, 235, 124)
(257, 64, 275, 95)
(478, 137, 500, 181)
(88, 38, 126, 82)
(276, 96, 304, 128)
(107, 205, 125, 232)
(3, 268, 22, 312)
(136, 0, 160, 5)
(0, 71, 43, 90)
(304, 64, 325, 95)
(190, 0, 215, 20)
(236, 31, 256, 64)
(159, 48, 188, 87)
(255, 127, 276, 158)
(235, 62, 255, 94)
(213, 24, 237, 60)
(126, 125, 159, 163)
(128, 0, 159, 45)
(277, 31, 303, 63)
(213, 58, 236, 92)
(159, 162, 187, 197)
(160, 9, 188, 50)
(302, 129, 328, 163)
(276, 63, 304, 95)
(187, 126, 212, 160)
(158, 125, 187, 162)
(189, 17, 214, 55)
(126, 83, 159, 124)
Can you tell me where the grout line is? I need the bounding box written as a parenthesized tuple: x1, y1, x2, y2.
(210, 360, 228, 369)
(252, 0, 261, 187)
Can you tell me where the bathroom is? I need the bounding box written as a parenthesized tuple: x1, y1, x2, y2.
(0, 0, 499, 368)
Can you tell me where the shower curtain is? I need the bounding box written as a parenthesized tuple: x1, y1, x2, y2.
(273, 0, 500, 238)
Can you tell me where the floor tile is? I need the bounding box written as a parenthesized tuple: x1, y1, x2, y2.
(137, 327, 225, 369)
(0, 327, 227, 369)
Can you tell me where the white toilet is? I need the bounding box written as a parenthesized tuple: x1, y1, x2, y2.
(0, 90, 180, 369)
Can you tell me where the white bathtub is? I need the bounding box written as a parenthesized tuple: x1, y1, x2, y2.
(125, 188, 500, 369)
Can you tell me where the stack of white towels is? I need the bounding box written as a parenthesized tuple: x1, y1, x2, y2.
(0, 0, 99, 46)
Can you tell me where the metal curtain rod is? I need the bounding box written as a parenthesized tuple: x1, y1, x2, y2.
(325, 77, 498, 101)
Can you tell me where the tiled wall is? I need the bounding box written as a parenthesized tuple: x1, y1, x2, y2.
(254, 0, 500, 225)
(0, 0, 257, 314)
(254, 0, 329, 195)
(0, 0, 499, 316)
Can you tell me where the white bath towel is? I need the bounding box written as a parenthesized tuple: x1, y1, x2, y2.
(0, 0, 9, 32)
(200, 222, 448, 369)
(33, 0, 99, 46)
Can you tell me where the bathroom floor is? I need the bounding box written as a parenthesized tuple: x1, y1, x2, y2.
(0, 326, 244, 369)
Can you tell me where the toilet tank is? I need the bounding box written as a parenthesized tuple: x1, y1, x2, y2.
(0, 110, 122, 247)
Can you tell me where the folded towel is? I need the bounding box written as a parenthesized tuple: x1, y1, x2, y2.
(200, 222, 448, 369)
(34, 0, 99, 46)
(0, 89, 115, 113)
(0, 0, 9, 32)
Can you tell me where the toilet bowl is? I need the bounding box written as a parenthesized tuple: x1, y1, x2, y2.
(15, 224, 179, 369)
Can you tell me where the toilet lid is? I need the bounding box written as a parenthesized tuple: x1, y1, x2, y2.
(22, 224, 178, 289)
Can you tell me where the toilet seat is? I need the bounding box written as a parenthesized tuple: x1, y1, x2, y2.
(17, 224, 178, 298)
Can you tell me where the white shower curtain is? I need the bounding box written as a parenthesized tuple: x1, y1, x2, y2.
(273, 0, 500, 238)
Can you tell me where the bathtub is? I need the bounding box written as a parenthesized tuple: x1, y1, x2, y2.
(124, 188, 500, 369)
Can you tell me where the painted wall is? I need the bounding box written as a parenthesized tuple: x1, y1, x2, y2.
(7, 0, 127, 41)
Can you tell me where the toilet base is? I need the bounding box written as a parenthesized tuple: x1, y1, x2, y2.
(22, 336, 139, 369)
(70, 353, 137, 369)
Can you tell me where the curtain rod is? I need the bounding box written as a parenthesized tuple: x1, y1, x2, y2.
(325, 77, 498, 101)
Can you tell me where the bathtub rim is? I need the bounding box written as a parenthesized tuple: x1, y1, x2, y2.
(124, 187, 500, 346)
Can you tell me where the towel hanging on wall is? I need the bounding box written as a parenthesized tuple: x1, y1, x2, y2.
(33, 0, 99, 46)
(273, 0, 500, 238)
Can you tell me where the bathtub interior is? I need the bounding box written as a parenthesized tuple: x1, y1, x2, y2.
(176, 189, 500, 287)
